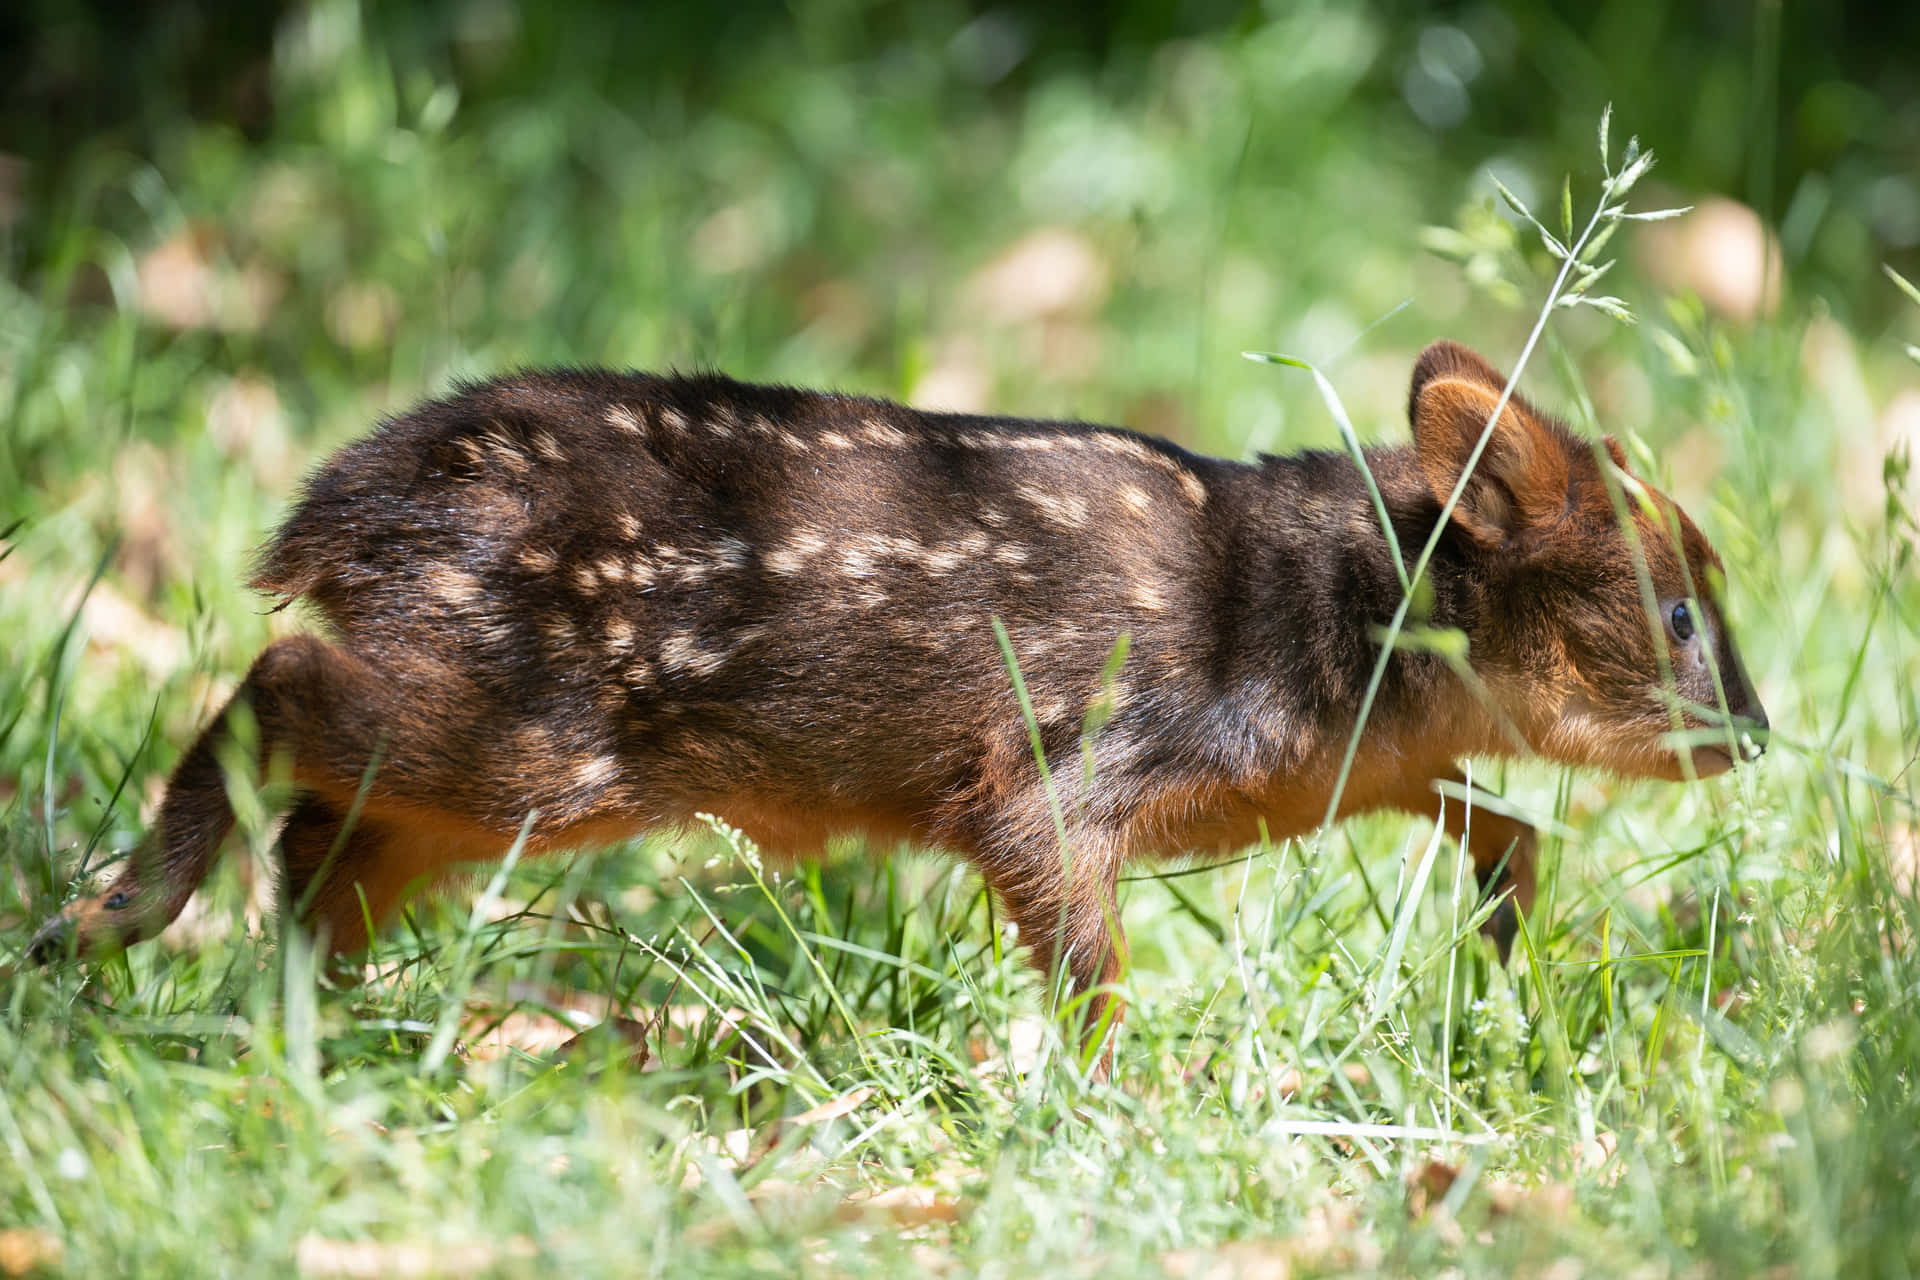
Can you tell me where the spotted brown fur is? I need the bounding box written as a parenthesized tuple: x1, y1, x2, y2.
(28, 342, 1767, 1063)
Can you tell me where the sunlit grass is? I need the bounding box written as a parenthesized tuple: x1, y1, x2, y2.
(3, 8, 1920, 1278)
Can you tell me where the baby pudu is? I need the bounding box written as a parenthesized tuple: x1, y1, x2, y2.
(30, 341, 1767, 1057)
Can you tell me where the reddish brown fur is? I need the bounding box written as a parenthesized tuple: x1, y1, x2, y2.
(29, 341, 1766, 1061)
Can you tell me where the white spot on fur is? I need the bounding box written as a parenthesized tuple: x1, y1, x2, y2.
(572, 564, 601, 594)
(659, 406, 689, 434)
(661, 630, 726, 677)
(767, 528, 829, 577)
(1119, 484, 1153, 517)
(597, 557, 628, 584)
(606, 404, 644, 435)
(860, 417, 909, 447)
(921, 545, 965, 574)
(432, 568, 483, 607)
(519, 545, 557, 574)
(531, 431, 566, 463)
(1093, 433, 1152, 462)
(839, 544, 877, 578)
(575, 755, 620, 790)
(708, 537, 750, 571)
(482, 426, 528, 472)
(820, 430, 853, 450)
(1017, 483, 1089, 529)
(1083, 430, 1209, 506)
(672, 536, 750, 585)
(605, 617, 635, 653)
(994, 544, 1029, 566)
(1130, 582, 1169, 612)
(475, 618, 516, 648)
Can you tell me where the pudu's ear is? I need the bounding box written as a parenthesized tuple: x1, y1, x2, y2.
(1408, 340, 1571, 545)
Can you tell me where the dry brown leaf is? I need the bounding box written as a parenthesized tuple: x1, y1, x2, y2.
(1407, 1159, 1461, 1218)
(967, 1013, 1048, 1076)
(1578, 1130, 1619, 1177)
(1267, 1061, 1371, 1103)
(1636, 196, 1781, 323)
(838, 1184, 968, 1226)
(108, 441, 182, 599)
(909, 337, 991, 413)
(135, 224, 282, 334)
(0, 1228, 62, 1276)
(136, 224, 221, 330)
(966, 228, 1109, 322)
(294, 1233, 533, 1278)
(791, 1086, 875, 1126)
(1412, 1159, 1577, 1223)
(1161, 1241, 1292, 1280)
(1486, 1178, 1575, 1219)
(72, 580, 188, 681)
(326, 281, 400, 352)
(462, 1009, 593, 1062)
(554, 1016, 654, 1068)
(689, 198, 780, 276)
(207, 374, 296, 489)
(907, 1243, 959, 1275)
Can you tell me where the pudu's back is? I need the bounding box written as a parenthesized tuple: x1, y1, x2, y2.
(30, 343, 1768, 1056)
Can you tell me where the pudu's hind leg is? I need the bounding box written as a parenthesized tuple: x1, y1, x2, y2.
(276, 793, 509, 957)
(30, 634, 473, 963)
(276, 795, 392, 957)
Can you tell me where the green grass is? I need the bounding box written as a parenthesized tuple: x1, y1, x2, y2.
(5, 6, 1920, 1277)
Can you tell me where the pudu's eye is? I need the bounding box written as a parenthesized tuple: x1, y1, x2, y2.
(1669, 601, 1695, 644)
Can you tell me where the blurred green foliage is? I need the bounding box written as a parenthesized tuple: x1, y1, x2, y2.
(4, 4, 1920, 1276)
(4, 0, 1915, 556)
(6, 0, 1918, 328)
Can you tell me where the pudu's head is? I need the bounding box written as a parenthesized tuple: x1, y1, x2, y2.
(1407, 340, 1767, 780)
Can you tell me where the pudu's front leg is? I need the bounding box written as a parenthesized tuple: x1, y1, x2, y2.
(1388, 768, 1538, 959)
(971, 816, 1129, 1074)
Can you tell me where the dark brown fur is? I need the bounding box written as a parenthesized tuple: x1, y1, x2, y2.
(28, 342, 1766, 1056)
